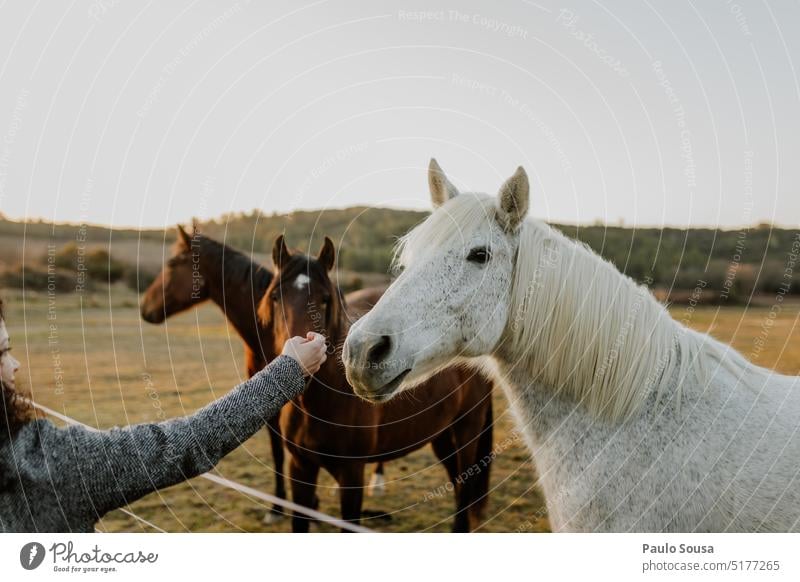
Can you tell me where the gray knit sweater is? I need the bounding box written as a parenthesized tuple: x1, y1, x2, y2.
(0, 355, 305, 533)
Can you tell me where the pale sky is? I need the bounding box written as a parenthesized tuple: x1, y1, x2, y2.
(0, 0, 798, 228)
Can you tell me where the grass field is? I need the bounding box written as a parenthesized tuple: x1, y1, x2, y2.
(2, 286, 799, 533)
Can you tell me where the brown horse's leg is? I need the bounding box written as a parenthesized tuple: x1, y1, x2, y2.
(263, 414, 286, 523)
(431, 431, 472, 532)
(470, 398, 494, 524)
(431, 430, 459, 483)
(331, 462, 366, 532)
(288, 456, 320, 533)
(452, 418, 485, 532)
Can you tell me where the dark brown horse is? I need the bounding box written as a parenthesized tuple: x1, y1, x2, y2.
(140, 226, 388, 520)
(140, 226, 273, 375)
(259, 235, 494, 532)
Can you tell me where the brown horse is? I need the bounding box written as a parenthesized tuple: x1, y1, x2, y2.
(259, 235, 495, 532)
(139, 226, 388, 520)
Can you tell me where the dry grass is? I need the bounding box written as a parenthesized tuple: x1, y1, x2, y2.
(2, 286, 798, 532)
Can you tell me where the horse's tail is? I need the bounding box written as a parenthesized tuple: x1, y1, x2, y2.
(471, 395, 493, 521)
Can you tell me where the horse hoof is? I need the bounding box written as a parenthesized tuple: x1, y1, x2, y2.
(263, 511, 285, 525)
(367, 472, 386, 497)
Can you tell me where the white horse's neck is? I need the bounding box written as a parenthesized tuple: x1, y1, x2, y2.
(484, 352, 674, 530)
(488, 339, 800, 532)
(485, 219, 800, 532)
(500, 219, 698, 423)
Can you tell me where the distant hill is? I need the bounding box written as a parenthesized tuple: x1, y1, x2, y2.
(0, 207, 425, 273)
(1, 208, 798, 301)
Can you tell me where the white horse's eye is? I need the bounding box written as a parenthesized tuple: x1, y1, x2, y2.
(466, 247, 491, 264)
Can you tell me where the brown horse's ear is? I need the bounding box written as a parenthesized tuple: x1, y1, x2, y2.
(272, 235, 292, 270)
(317, 237, 335, 271)
(177, 224, 192, 248)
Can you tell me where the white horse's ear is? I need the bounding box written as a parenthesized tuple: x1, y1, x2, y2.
(428, 158, 459, 208)
(496, 166, 529, 231)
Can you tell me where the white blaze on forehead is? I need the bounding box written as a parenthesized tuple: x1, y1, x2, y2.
(293, 274, 311, 290)
(0, 321, 8, 350)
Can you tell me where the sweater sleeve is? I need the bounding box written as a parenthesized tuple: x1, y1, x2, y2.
(14, 355, 305, 520)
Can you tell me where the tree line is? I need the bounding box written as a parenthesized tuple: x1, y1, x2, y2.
(1, 210, 797, 301)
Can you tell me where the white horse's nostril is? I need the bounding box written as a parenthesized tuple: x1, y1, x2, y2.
(366, 335, 392, 366)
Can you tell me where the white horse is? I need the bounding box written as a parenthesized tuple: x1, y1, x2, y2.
(343, 159, 800, 532)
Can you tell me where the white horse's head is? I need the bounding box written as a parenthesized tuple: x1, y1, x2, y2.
(343, 159, 529, 402)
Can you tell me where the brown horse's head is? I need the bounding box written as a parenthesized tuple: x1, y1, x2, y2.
(140, 225, 209, 323)
(258, 235, 341, 357)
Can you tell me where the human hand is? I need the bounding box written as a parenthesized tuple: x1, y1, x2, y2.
(281, 332, 327, 377)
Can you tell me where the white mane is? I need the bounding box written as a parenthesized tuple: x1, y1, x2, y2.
(396, 192, 756, 423)
(510, 218, 695, 421)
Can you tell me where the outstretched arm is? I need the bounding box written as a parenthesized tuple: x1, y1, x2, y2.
(13, 354, 305, 522)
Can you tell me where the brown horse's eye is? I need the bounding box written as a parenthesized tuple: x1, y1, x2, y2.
(467, 246, 491, 264)
(167, 255, 189, 267)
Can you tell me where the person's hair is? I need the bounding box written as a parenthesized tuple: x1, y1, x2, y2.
(0, 298, 32, 442)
